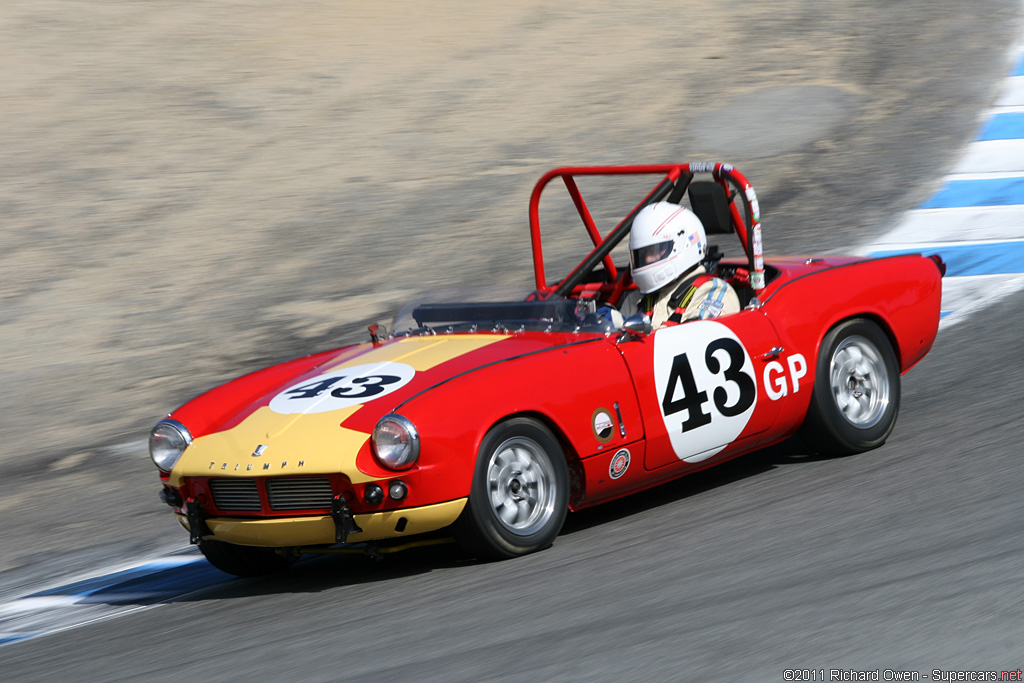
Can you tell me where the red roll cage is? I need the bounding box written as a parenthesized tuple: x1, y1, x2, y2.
(528, 164, 766, 298)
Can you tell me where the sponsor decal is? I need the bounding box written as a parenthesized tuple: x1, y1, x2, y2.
(752, 225, 764, 271)
(690, 162, 734, 176)
(592, 408, 615, 443)
(269, 362, 416, 414)
(698, 298, 725, 315)
(745, 186, 761, 223)
(609, 448, 631, 479)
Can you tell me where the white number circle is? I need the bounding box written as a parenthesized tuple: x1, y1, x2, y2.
(269, 362, 416, 414)
(654, 321, 757, 462)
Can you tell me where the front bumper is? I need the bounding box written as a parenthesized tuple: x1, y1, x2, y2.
(176, 498, 467, 547)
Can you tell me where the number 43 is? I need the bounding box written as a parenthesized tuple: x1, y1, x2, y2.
(661, 338, 756, 432)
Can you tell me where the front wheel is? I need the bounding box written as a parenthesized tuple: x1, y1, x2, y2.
(799, 319, 900, 456)
(454, 418, 569, 559)
(198, 539, 296, 577)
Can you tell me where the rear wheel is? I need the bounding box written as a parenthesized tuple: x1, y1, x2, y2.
(455, 418, 569, 559)
(799, 319, 900, 456)
(198, 539, 296, 577)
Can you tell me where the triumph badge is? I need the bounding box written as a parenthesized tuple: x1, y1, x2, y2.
(251, 444, 268, 458)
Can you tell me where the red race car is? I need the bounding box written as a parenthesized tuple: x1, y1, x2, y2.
(149, 163, 943, 576)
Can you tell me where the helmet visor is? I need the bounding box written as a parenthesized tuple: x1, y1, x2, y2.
(630, 240, 674, 270)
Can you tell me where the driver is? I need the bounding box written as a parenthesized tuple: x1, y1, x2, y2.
(621, 201, 740, 327)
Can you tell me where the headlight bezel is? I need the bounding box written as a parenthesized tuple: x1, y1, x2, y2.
(371, 413, 420, 471)
(149, 418, 193, 473)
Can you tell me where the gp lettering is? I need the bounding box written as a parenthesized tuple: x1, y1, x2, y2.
(763, 353, 807, 401)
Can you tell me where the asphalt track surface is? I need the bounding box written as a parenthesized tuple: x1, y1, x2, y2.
(5, 305, 1024, 680)
(5, 6, 1024, 683)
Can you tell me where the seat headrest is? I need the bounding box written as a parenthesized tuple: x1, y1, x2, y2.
(687, 181, 734, 235)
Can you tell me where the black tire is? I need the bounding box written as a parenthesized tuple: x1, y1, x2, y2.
(454, 417, 569, 559)
(198, 539, 296, 577)
(799, 318, 901, 456)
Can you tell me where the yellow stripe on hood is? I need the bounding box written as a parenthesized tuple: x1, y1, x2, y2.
(322, 334, 505, 372)
(169, 335, 505, 485)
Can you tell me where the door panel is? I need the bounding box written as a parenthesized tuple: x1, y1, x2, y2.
(617, 311, 785, 470)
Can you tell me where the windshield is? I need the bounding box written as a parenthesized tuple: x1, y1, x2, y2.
(392, 288, 621, 336)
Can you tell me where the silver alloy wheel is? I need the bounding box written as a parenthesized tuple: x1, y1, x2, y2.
(829, 335, 891, 428)
(487, 436, 557, 536)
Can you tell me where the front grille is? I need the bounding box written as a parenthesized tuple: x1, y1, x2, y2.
(267, 477, 333, 511)
(210, 479, 261, 511)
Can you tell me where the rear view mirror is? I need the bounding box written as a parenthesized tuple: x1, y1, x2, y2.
(617, 313, 652, 343)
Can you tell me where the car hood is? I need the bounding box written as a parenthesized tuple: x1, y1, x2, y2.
(168, 333, 578, 484)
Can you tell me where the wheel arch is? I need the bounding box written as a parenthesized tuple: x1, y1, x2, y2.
(397, 337, 639, 512)
(484, 410, 586, 510)
(798, 314, 903, 455)
(772, 311, 903, 436)
(765, 255, 940, 377)
(823, 312, 902, 371)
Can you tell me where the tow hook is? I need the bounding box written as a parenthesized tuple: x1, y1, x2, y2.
(185, 498, 212, 545)
(331, 494, 363, 544)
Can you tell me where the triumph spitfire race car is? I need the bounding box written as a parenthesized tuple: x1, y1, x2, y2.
(149, 163, 943, 576)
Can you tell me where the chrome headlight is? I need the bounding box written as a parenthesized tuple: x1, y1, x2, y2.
(371, 414, 420, 470)
(149, 418, 193, 473)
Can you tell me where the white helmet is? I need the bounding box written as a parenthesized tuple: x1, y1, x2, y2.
(629, 202, 707, 294)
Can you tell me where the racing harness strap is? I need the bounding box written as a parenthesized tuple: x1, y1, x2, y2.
(640, 272, 715, 326)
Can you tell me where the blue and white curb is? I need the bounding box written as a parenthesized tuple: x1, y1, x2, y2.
(861, 40, 1024, 330)
(0, 551, 228, 647)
